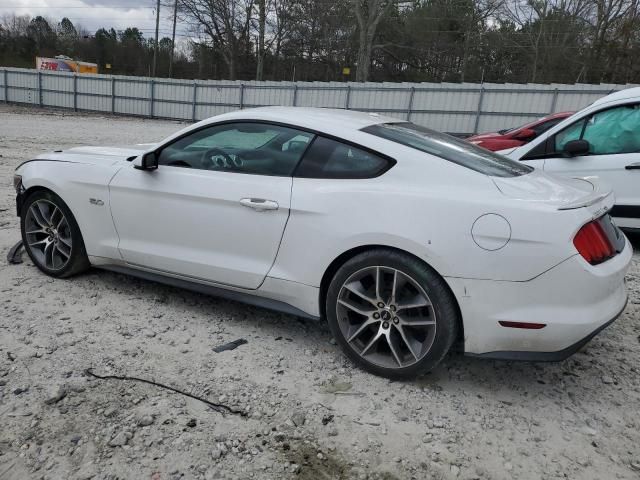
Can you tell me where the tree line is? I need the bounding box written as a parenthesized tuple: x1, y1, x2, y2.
(1, 0, 639, 84)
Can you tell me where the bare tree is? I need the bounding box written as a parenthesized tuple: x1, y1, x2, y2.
(352, 0, 393, 81)
(180, 0, 255, 80)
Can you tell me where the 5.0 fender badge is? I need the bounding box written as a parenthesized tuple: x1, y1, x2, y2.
(89, 198, 104, 206)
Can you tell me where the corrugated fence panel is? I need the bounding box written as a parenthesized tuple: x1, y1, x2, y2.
(197, 84, 240, 106)
(413, 112, 477, 134)
(0, 70, 5, 102)
(350, 86, 410, 112)
(244, 85, 293, 107)
(195, 104, 237, 121)
(153, 81, 193, 120)
(1, 67, 637, 134)
(296, 84, 348, 109)
(7, 69, 38, 104)
(412, 86, 480, 112)
(41, 72, 73, 108)
(77, 76, 111, 112)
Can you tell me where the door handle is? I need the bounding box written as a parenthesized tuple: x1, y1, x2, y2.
(239, 198, 279, 211)
(625, 162, 640, 170)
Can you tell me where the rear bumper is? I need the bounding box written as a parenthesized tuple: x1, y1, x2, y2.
(466, 298, 627, 361)
(446, 236, 632, 359)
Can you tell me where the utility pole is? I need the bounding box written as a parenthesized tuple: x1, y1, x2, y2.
(256, 0, 266, 81)
(169, 0, 178, 78)
(152, 0, 160, 77)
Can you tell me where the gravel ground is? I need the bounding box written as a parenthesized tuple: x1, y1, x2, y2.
(0, 105, 639, 480)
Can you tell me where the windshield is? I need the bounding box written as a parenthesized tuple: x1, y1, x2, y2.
(363, 123, 533, 178)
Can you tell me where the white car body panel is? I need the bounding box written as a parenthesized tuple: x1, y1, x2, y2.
(506, 87, 640, 230)
(109, 166, 292, 290)
(19, 160, 122, 260)
(15, 107, 632, 357)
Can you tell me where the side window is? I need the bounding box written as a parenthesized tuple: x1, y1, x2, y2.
(295, 136, 392, 179)
(157, 122, 314, 176)
(554, 119, 585, 152)
(553, 104, 640, 155)
(581, 105, 640, 154)
(533, 118, 562, 136)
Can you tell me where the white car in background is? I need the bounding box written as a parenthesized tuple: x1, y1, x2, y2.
(13, 107, 631, 378)
(504, 87, 640, 232)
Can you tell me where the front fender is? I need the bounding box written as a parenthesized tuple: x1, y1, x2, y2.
(17, 160, 123, 260)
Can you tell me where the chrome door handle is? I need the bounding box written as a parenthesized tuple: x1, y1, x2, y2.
(239, 198, 279, 211)
(625, 162, 640, 170)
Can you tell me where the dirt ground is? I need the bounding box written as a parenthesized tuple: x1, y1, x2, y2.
(0, 105, 639, 480)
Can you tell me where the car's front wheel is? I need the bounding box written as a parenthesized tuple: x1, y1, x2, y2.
(20, 190, 89, 278)
(326, 249, 459, 379)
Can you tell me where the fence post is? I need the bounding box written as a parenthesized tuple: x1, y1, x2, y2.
(345, 85, 351, 110)
(3, 69, 7, 104)
(239, 83, 245, 109)
(149, 79, 155, 118)
(473, 86, 485, 134)
(292, 84, 298, 107)
(73, 74, 78, 112)
(111, 77, 116, 113)
(406, 86, 415, 121)
(192, 82, 197, 122)
(37, 70, 43, 107)
(549, 88, 559, 113)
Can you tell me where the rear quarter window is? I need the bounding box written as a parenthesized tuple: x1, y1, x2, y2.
(294, 136, 393, 179)
(363, 123, 533, 178)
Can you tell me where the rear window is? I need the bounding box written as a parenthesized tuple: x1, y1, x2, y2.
(363, 123, 533, 178)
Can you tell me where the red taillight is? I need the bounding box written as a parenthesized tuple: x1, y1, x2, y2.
(573, 220, 615, 265)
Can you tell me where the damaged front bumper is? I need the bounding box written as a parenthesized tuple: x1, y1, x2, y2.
(14, 173, 25, 216)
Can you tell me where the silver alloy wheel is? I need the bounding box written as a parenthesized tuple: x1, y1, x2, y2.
(24, 199, 73, 271)
(336, 266, 437, 369)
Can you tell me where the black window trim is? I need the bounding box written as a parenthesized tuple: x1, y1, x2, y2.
(522, 102, 640, 160)
(149, 119, 397, 179)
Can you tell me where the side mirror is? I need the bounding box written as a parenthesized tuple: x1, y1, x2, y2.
(134, 151, 159, 170)
(563, 139, 590, 157)
(513, 128, 536, 141)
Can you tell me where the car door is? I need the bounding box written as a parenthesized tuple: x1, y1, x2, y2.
(522, 103, 640, 229)
(108, 121, 314, 289)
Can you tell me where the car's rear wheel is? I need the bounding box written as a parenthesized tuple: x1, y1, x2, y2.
(20, 190, 89, 278)
(326, 249, 459, 379)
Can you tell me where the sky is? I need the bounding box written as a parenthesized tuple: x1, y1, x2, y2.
(0, 0, 191, 39)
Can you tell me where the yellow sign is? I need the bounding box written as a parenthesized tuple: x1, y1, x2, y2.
(106, 63, 112, 69)
(342, 67, 351, 75)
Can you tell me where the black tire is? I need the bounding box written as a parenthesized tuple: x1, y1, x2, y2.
(325, 249, 459, 379)
(20, 189, 90, 278)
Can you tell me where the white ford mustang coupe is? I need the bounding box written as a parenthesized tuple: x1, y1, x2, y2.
(14, 107, 632, 378)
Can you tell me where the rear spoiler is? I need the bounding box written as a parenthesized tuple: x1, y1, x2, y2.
(557, 177, 614, 211)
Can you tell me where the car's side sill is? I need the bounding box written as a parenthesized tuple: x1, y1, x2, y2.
(97, 264, 321, 321)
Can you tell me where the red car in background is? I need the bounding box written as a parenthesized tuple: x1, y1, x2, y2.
(467, 112, 574, 151)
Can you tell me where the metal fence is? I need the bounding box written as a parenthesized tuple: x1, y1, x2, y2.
(1, 66, 636, 135)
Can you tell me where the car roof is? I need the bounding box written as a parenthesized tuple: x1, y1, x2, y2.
(591, 86, 640, 107)
(199, 106, 397, 136)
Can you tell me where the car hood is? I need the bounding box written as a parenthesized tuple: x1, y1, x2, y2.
(492, 169, 614, 212)
(496, 147, 519, 156)
(468, 132, 501, 141)
(34, 144, 154, 166)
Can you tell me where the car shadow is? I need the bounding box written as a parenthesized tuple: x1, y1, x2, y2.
(625, 229, 640, 249)
(76, 231, 637, 391)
